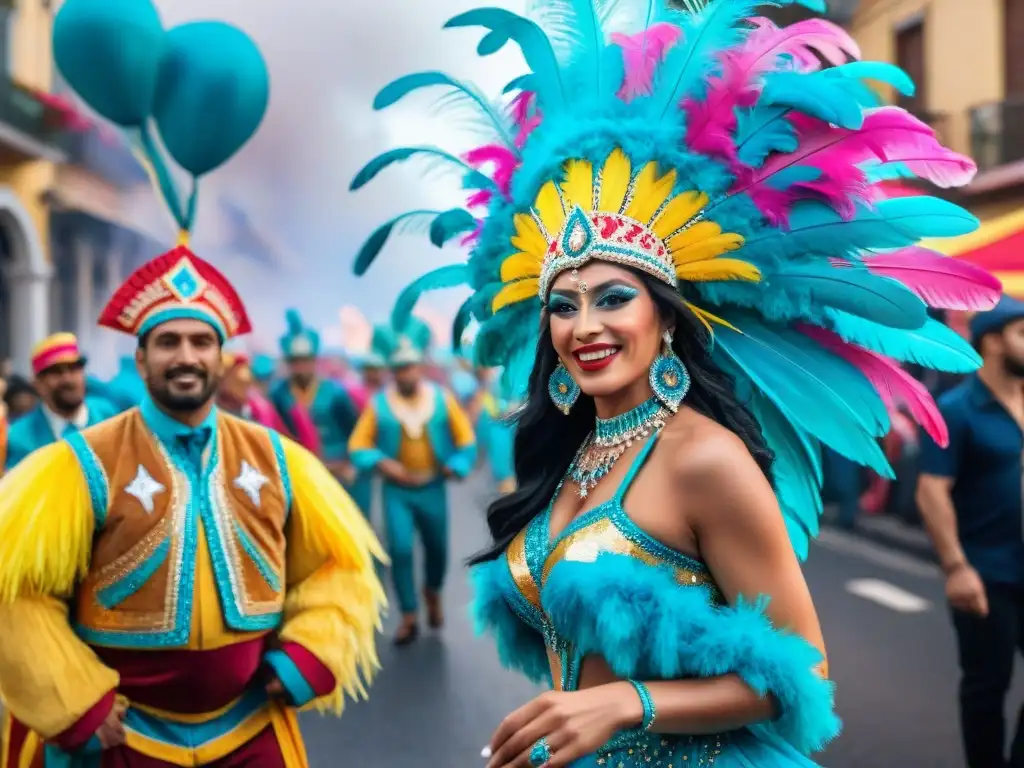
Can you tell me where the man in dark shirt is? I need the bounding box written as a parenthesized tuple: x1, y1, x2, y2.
(918, 295, 1024, 768)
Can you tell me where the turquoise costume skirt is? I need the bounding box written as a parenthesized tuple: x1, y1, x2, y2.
(570, 725, 821, 767)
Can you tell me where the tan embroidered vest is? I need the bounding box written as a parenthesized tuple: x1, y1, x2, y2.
(65, 408, 290, 648)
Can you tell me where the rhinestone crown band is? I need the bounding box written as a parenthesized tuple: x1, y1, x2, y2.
(538, 206, 678, 300)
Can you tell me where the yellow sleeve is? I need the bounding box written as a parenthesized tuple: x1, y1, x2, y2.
(277, 437, 388, 714)
(443, 391, 476, 449)
(347, 404, 383, 474)
(0, 442, 119, 738)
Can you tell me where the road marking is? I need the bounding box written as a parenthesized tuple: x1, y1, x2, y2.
(816, 528, 940, 580)
(845, 578, 931, 613)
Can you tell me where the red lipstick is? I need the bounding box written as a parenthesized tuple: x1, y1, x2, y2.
(572, 343, 621, 372)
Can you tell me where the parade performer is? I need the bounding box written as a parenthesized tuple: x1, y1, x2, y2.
(270, 310, 371, 515)
(219, 352, 289, 433)
(349, 318, 476, 645)
(0, 2, 386, 765)
(484, 378, 519, 496)
(6, 333, 118, 470)
(352, 0, 995, 763)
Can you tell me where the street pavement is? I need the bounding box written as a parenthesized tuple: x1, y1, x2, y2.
(301, 474, 1024, 767)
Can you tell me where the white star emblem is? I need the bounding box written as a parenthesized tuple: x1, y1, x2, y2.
(234, 461, 269, 507)
(125, 465, 165, 514)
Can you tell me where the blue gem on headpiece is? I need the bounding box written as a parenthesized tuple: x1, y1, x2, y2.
(165, 259, 205, 301)
(561, 206, 594, 258)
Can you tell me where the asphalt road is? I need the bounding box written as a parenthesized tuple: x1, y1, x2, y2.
(300, 474, 1024, 768)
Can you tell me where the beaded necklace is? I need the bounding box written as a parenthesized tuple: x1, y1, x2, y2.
(567, 397, 669, 498)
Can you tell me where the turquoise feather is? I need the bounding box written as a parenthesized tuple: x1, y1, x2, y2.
(373, 71, 515, 146)
(763, 262, 927, 330)
(734, 104, 797, 168)
(713, 318, 892, 476)
(826, 312, 982, 373)
(349, 146, 498, 192)
(444, 8, 566, 110)
(390, 264, 469, 330)
(429, 208, 478, 247)
(452, 296, 476, 350)
(860, 159, 917, 183)
(747, 390, 822, 561)
(353, 209, 444, 276)
(739, 198, 980, 257)
(760, 62, 913, 131)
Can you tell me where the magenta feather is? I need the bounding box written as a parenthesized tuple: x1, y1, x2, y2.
(460, 221, 483, 246)
(510, 91, 541, 148)
(741, 108, 976, 223)
(464, 144, 518, 197)
(684, 17, 860, 163)
(856, 247, 1002, 311)
(611, 23, 682, 102)
(800, 324, 948, 446)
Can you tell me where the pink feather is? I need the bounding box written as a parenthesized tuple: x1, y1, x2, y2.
(288, 402, 323, 456)
(740, 107, 976, 223)
(684, 17, 860, 163)
(464, 144, 518, 198)
(460, 221, 483, 246)
(510, 91, 541, 147)
(800, 325, 948, 446)
(247, 391, 288, 433)
(858, 247, 1002, 311)
(611, 23, 682, 101)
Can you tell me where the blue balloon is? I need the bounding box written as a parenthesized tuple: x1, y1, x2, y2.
(152, 22, 270, 177)
(52, 0, 165, 126)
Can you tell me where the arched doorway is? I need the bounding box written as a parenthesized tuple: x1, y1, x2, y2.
(0, 186, 51, 374)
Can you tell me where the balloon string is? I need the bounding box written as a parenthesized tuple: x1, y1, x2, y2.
(139, 123, 187, 232)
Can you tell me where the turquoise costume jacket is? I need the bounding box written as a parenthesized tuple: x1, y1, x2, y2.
(268, 379, 358, 462)
(5, 396, 118, 470)
(351, 386, 477, 479)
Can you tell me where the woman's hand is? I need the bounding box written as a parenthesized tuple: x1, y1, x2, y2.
(486, 684, 642, 767)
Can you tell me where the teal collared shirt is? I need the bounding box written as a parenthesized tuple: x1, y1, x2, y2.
(139, 396, 217, 468)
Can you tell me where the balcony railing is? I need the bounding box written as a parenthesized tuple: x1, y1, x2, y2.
(0, 76, 67, 150)
(753, 0, 860, 25)
(970, 97, 1024, 173)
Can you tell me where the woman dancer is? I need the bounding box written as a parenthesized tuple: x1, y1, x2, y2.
(351, 0, 995, 763)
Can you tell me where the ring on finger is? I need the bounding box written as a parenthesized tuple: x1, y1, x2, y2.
(528, 737, 553, 767)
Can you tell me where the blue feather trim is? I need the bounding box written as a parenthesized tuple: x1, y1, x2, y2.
(349, 146, 497, 192)
(390, 264, 469, 330)
(543, 555, 841, 755)
(353, 209, 444, 276)
(469, 561, 551, 685)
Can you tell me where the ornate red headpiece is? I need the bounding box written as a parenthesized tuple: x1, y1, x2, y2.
(98, 246, 251, 340)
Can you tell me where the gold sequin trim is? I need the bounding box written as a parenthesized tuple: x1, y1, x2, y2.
(506, 527, 542, 611)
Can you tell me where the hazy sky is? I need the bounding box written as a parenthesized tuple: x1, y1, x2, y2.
(146, 0, 528, 350)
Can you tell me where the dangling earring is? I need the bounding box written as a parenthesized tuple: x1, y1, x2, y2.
(548, 363, 580, 415)
(649, 330, 690, 413)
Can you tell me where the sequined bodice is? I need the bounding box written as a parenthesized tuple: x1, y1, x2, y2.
(501, 435, 721, 684)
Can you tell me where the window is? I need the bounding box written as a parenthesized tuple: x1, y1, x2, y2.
(1006, 0, 1024, 97)
(895, 20, 925, 113)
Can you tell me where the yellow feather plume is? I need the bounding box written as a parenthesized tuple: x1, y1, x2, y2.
(598, 149, 631, 213)
(686, 302, 740, 334)
(625, 163, 677, 225)
(0, 442, 94, 604)
(500, 252, 543, 282)
(534, 180, 566, 237)
(511, 213, 549, 258)
(493, 278, 540, 311)
(652, 191, 709, 239)
(666, 220, 722, 252)
(561, 160, 594, 211)
(676, 258, 761, 283)
(672, 233, 745, 265)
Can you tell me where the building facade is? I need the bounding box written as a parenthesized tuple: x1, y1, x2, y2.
(847, 0, 1024, 295)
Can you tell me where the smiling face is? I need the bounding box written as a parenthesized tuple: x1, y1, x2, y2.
(138, 318, 223, 414)
(547, 262, 667, 399)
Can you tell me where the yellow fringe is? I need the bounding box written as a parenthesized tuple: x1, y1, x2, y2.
(560, 159, 593, 211)
(280, 438, 388, 715)
(652, 191, 709, 239)
(492, 278, 540, 312)
(671, 233, 745, 265)
(534, 180, 566, 237)
(686, 302, 740, 334)
(510, 213, 548, 258)
(624, 163, 676, 225)
(500, 252, 542, 282)
(676, 258, 761, 283)
(598, 149, 631, 213)
(0, 442, 93, 604)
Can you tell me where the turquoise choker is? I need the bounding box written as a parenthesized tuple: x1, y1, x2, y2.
(569, 396, 669, 498)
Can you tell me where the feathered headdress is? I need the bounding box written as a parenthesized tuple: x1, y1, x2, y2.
(54, 0, 269, 340)
(351, 0, 998, 558)
(280, 309, 322, 359)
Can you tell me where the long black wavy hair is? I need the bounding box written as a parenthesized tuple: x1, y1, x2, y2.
(469, 268, 775, 565)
